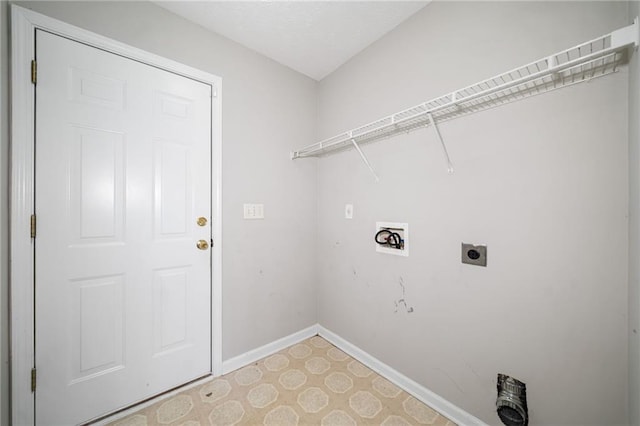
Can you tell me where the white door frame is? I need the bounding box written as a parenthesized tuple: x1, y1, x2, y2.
(10, 5, 223, 425)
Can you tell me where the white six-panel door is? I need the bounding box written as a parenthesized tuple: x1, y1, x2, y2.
(35, 30, 212, 425)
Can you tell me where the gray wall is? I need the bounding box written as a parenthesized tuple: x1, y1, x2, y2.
(629, 1, 640, 425)
(0, 0, 318, 418)
(2, 1, 637, 425)
(317, 2, 630, 425)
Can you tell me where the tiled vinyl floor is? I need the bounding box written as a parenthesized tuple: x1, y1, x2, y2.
(109, 336, 455, 425)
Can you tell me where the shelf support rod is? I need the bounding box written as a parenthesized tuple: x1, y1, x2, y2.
(350, 138, 379, 182)
(427, 112, 454, 174)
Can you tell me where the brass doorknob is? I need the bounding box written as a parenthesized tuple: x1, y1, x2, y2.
(196, 239, 209, 250)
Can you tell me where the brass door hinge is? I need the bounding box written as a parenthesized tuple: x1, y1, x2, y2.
(31, 60, 37, 85)
(30, 214, 36, 238)
(31, 368, 36, 392)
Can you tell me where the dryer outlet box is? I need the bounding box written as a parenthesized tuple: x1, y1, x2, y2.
(462, 243, 487, 266)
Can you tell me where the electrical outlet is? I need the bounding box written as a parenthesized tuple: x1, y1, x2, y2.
(461, 243, 487, 266)
(345, 204, 353, 219)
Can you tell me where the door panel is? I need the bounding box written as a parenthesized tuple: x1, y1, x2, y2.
(153, 267, 190, 353)
(71, 275, 125, 382)
(71, 126, 125, 242)
(35, 30, 212, 425)
(154, 140, 191, 237)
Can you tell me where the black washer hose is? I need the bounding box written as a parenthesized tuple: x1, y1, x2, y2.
(375, 229, 402, 249)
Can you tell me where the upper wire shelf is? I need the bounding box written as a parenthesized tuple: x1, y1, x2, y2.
(291, 19, 639, 163)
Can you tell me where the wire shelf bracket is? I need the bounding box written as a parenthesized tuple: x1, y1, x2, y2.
(350, 136, 380, 182)
(427, 112, 454, 174)
(291, 18, 639, 180)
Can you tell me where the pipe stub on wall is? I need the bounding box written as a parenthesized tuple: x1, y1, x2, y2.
(496, 373, 528, 426)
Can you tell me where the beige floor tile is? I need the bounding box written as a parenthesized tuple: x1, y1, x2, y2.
(108, 337, 455, 426)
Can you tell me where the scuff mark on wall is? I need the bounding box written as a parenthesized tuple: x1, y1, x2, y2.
(464, 361, 481, 381)
(394, 276, 414, 313)
(436, 368, 465, 395)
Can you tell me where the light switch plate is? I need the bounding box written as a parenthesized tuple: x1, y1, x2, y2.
(345, 204, 353, 219)
(244, 203, 264, 220)
(254, 204, 264, 219)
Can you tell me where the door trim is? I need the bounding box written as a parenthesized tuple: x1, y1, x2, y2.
(10, 5, 223, 425)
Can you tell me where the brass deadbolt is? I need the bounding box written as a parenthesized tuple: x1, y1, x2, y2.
(196, 239, 209, 250)
(197, 217, 208, 227)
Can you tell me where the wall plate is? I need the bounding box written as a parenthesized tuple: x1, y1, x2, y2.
(244, 203, 264, 219)
(461, 243, 487, 266)
(345, 204, 353, 219)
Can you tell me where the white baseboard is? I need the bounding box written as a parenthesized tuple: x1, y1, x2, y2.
(101, 323, 482, 425)
(220, 323, 485, 425)
(317, 325, 487, 426)
(221, 324, 319, 375)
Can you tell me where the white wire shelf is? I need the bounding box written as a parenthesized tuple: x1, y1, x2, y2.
(291, 19, 639, 167)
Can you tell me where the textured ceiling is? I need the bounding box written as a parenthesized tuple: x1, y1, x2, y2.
(155, 1, 429, 81)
